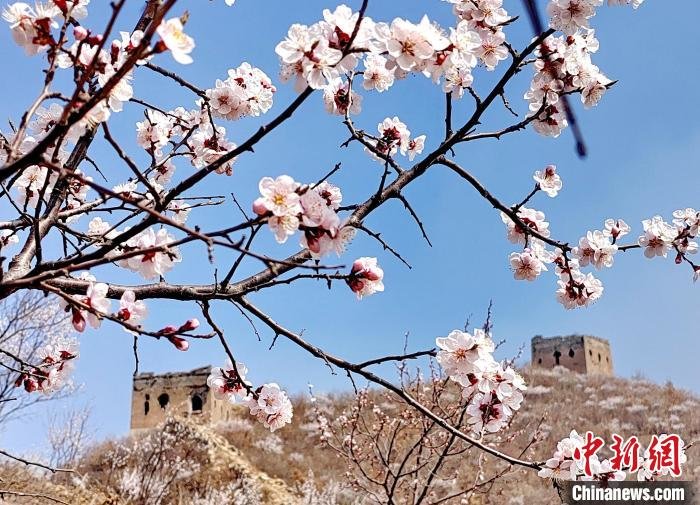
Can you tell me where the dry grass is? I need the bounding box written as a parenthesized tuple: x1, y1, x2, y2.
(1, 368, 696, 504)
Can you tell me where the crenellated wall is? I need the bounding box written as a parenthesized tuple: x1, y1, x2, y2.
(531, 335, 613, 376)
(130, 366, 240, 431)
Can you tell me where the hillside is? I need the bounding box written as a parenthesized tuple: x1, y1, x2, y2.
(2, 367, 697, 504)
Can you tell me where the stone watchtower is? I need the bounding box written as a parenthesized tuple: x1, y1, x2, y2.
(130, 366, 240, 431)
(531, 335, 613, 376)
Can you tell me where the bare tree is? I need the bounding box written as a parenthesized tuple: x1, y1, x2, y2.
(46, 406, 92, 468)
(0, 291, 77, 424)
(312, 319, 543, 505)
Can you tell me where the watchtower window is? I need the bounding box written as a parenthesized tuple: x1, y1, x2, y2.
(158, 393, 170, 409)
(606, 356, 609, 363)
(191, 394, 203, 413)
(589, 350, 592, 356)
(144, 400, 150, 415)
(553, 350, 561, 365)
(598, 353, 602, 363)
(568, 348, 575, 358)
(537, 358, 542, 364)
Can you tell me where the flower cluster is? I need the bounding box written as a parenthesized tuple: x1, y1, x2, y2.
(547, 0, 603, 36)
(248, 383, 294, 432)
(506, 204, 699, 307)
(638, 215, 681, 259)
(275, 4, 504, 111)
(14, 336, 79, 394)
(135, 106, 238, 177)
(207, 363, 293, 432)
(346, 257, 384, 299)
(59, 281, 110, 332)
(500, 168, 617, 309)
(436, 329, 526, 435)
(573, 230, 618, 269)
(445, 0, 510, 71)
(367, 117, 426, 161)
(637, 435, 688, 481)
(638, 210, 699, 276)
(502, 204, 556, 282)
(509, 241, 554, 282)
(8, 149, 93, 211)
(502, 206, 551, 246)
(554, 256, 604, 309)
(118, 228, 181, 280)
(537, 430, 626, 481)
(547, 0, 644, 36)
(275, 5, 374, 91)
(504, 201, 695, 309)
(526, 29, 611, 137)
(271, 0, 643, 119)
(206, 62, 276, 121)
(0, 0, 165, 183)
(207, 360, 252, 402)
(539, 431, 686, 482)
(2, 1, 62, 56)
(12, 163, 58, 208)
(252, 175, 355, 258)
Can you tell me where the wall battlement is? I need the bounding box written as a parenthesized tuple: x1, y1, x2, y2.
(531, 335, 613, 376)
(130, 366, 240, 431)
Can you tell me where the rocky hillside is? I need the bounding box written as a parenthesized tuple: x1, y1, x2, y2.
(2, 368, 697, 504)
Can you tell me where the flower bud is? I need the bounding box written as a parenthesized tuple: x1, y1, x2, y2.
(73, 26, 88, 41)
(167, 335, 189, 351)
(156, 325, 178, 336)
(86, 34, 103, 46)
(179, 318, 199, 332)
(252, 198, 269, 216)
(71, 309, 86, 333)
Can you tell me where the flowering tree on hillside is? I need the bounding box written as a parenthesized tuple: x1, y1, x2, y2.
(0, 291, 77, 421)
(0, 0, 694, 499)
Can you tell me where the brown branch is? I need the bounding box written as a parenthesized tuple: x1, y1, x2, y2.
(0, 489, 69, 505)
(0, 448, 73, 474)
(237, 297, 541, 471)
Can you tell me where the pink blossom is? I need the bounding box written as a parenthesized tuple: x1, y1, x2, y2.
(117, 290, 147, 331)
(156, 18, 195, 65)
(248, 383, 294, 432)
(638, 216, 676, 259)
(573, 230, 618, 269)
(603, 218, 631, 241)
(347, 257, 384, 299)
(207, 360, 251, 403)
(59, 282, 110, 332)
(436, 329, 496, 384)
(122, 228, 181, 280)
(501, 207, 551, 245)
(255, 175, 302, 217)
(533, 165, 562, 197)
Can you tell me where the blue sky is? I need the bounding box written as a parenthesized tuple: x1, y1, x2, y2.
(1, 0, 698, 453)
